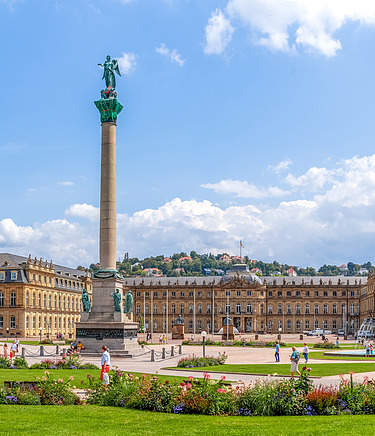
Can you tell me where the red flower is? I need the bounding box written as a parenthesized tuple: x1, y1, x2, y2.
(302, 366, 307, 371)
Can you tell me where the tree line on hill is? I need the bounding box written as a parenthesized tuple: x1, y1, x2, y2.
(77, 252, 373, 278)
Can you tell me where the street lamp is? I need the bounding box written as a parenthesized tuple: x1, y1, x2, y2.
(278, 327, 282, 342)
(6, 328, 9, 341)
(201, 330, 207, 358)
(39, 327, 42, 344)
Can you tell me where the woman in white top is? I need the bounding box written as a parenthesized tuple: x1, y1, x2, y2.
(100, 345, 110, 382)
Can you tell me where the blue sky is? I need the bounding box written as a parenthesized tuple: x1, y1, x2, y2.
(2, 0, 375, 268)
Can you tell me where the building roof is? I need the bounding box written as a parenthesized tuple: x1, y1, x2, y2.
(0, 253, 90, 279)
(123, 274, 367, 288)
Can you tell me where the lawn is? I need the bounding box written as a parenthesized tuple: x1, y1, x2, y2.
(172, 362, 375, 377)
(0, 406, 374, 435)
(308, 351, 373, 361)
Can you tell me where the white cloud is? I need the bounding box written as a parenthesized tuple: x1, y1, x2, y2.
(117, 52, 136, 75)
(156, 43, 186, 66)
(204, 8, 234, 55)
(202, 179, 290, 198)
(268, 159, 293, 174)
(206, 0, 375, 57)
(58, 181, 74, 186)
(65, 203, 99, 222)
(4, 154, 375, 268)
(285, 167, 333, 191)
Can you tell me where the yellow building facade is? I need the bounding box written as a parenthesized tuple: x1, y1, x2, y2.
(0, 253, 92, 339)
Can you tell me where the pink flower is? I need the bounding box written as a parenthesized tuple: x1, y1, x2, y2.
(307, 368, 311, 372)
(186, 383, 192, 389)
(221, 376, 226, 381)
(349, 371, 354, 375)
(339, 374, 344, 378)
(203, 373, 210, 380)
(188, 376, 194, 381)
(180, 382, 185, 386)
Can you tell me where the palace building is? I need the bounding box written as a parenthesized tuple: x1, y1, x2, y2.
(0, 253, 92, 338)
(124, 265, 366, 337)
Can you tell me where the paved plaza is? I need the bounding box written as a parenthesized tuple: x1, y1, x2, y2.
(3, 334, 375, 390)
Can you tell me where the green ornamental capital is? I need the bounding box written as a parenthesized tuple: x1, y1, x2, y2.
(94, 97, 123, 123)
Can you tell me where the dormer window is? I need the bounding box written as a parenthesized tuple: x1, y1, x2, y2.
(0, 272, 4, 280)
(11, 271, 17, 280)
(4, 261, 9, 266)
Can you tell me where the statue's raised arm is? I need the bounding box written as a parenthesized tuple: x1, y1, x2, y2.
(99, 55, 121, 90)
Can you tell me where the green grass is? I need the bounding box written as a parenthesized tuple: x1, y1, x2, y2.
(173, 362, 375, 377)
(308, 351, 373, 361)
(0, 406, 374, 435)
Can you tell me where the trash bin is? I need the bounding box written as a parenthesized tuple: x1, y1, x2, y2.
(300, 334, 303, 340)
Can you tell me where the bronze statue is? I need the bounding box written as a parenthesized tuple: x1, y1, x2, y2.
(124, 290, 133, 314)
(111, 288, 122, 312)
(98, 55, 121, 90)
(81, 289, 91, 313)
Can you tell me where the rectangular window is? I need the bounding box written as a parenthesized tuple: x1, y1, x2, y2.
(171, 292, 176, 298)
(189, 305, 193, 314)
(197, 292, 202, 298)
(154, 292, 158, 297)
(342, 291, 346, 296)
(10, 292, 16, 307)
(0, 316, 3, 329)
(207, 292, 211, 298)
(296, 305, 300, 314)
(305, 320, 309, 329)
(315, 320, 319, 329)
(198, 304, 202, 314)
(136, 305, 140, 314)
(180, 304, 184, 314)
(287, 291, 291, 297)
(324, 305, 328, 314)
(197, 320, 202, 330)
(314, 305, 319, 314)
(236, 291, 241, 297)
(305, 291, 310, 297)
(226, 291, 230, 296)
(11, 271, 17, 280)
(278, 291, 282, 297)
(268, 305, 273, 314)
(296, 320, 301, 329)
(350, 291, 355, 297)
(314, 291, 319, 297)
(324, 291, 328, 297)
(247, 291, 252, 296)
(145, 305, 149, 315)
(136, 292, 141, 298)
(296, 291, 300, 297)
(323, 320, 328, 329)
(207, 304, 211, 314)
(333, 320, 337, 329)
(180, 292, 184, 298)
(333, 304, 337, 314)
(10, 316, 15, 329)
(268, 291, 273, 297)
(0, 272, 4, 280)
(0, 293, 3, 307)
(188, 320, 193, 329)
(333, 291, 337, 297)
(189, 291, 193, 297)
(163, 292, 167, 297)
(154, 304, 158, 314)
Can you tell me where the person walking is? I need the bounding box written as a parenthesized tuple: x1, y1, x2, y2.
(302, 343, 309, 363)
(275, 341, 280, 362)
(3, 343, 8, 358)
(10, 341, 17, 361)
(290, 346, 301, 378)
(100, 345, 110, 385)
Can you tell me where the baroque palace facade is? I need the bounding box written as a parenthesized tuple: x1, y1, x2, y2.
(124, 265, 367, 337)
(0, 253, 92, 338)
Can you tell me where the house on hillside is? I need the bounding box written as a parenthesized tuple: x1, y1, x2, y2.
(250, 267, 262, 275)
(179, 256, 192, 263)
(162, 257, 172, 263)
(219, 255, 232, 263)
(287, 268, 297, 277)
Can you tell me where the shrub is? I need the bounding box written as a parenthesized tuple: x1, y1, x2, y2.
(313, 341, 339, 349)
(12, 357, 28, 369)
(265, 341, 286, 347)
(0, 356, 11, 369)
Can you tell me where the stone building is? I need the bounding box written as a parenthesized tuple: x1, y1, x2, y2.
(0, 253, 92, 338)
(123, 265, 365, 337)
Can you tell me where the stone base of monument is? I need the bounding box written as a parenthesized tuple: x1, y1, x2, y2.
(76, 277, 140, 357)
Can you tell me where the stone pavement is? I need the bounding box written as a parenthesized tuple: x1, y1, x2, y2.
(6, 341, 375, 389)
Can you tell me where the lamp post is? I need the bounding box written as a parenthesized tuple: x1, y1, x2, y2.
(201, 330, 207, 358)
(39, 327, 42, 344)
(6, 328, 9, 341)
(278, 327, 282, 341)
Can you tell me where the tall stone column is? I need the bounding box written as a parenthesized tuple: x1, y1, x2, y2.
(100, 121, 117, 271)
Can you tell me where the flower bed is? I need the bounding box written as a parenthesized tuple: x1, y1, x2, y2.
(313, 341, 340, 349)
(29, 354, 98, 370)
(181, 339, 286, 347)
(85, 368, 375, 416)
(177, 353, 227, 368)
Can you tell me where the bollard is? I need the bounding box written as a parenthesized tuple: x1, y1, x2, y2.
(162, 348, 166, 359)
(56, 345, 59, 355)
(255, 334, 258, 340)
(171, 346, 174, 357)
(40, 345, 44, 357)
(21, 347, 26, 359)
(151, 349, 155, 362)
(179, 344, 182, 354)
(300, 334, 303, 340)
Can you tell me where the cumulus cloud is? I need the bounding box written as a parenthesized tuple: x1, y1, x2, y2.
(4, 154, 375, 267)
(65, 203, 99, 222)
(155, 43, 186, 66)
(204, 8, 234, 55)
(206, 0, 375, 57)
(117, 52, 136, 75)
(202, 179, 290, 198)
(58, 181, 74, 186)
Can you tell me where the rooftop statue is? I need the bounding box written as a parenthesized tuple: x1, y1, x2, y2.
(98, 55, 121, 90)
